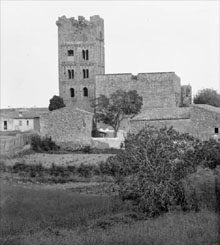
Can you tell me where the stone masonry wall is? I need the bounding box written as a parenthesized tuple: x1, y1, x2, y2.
(189, 105, 220, 140)
(130, 105, 220, 141)
(130, 119, 191, 135)
(40, 107, 93, 144)
(95, 72, 181, 110)
(56, 15, 105, 112)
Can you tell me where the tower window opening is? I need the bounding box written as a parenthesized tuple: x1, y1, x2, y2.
(68, 69, 74, 79)
(27, 120, 29, 126)
(83, 69, 89, 79)
(70, 88, 75, 98)
(82, 50, 85, 60)
(82, 49, 89, 60)
(83, 87, 88, 97)
(215, 128, 219, 134)
(4, 121, 7, 130)
(67, 49, 74, 56)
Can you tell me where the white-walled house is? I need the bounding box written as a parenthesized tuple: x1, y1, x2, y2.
(0, 109, 45, 132)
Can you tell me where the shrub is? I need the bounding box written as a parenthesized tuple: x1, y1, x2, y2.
(31, 135, 60, 152)
(82, 145, 92, 154)
(102, 126, 201, 216)
(190, 139, 220, 169)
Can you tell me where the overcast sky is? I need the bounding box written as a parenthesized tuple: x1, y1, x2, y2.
(1, 1, 219, 108)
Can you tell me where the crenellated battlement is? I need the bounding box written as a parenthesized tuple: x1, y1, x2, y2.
(56, 15, 104, 28)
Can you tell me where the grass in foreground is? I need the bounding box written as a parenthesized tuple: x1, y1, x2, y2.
(0, 183, 219, 245)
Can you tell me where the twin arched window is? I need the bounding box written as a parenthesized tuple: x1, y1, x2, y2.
(83, 69, 89, 79)
(82, 50, 89, 60)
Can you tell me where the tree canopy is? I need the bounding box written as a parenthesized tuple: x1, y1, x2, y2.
(48, 95, 66, 111)
(93, 90, 143, 137)
(193, 88, 220, 107)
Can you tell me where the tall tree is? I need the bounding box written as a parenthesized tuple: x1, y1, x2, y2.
(48, 95, 66, 111)
(93, 90, 143, 137)
(193, 88, 220, 107)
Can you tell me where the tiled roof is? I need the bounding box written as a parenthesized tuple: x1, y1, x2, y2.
(192, 104, 220, 114)
(131, 107, 191, 121)
(0, 107, 48, 119)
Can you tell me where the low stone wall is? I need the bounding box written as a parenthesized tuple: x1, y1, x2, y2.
(0, 132, 34, 155)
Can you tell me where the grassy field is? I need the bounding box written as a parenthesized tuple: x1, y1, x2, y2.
(0, 183, 219, 245)
(3, 153, 112, 168)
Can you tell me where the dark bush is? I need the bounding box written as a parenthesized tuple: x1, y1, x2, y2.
(191, 139, 220, 169)
(31, 135, 60, 152)
(12, 162, 29, 173)
(82, 145, 92, 154)
(77, 164, 95, 178)
(101, 126, 201, 216)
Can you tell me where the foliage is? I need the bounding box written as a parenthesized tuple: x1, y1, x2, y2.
(6, 161, 103, 183)
(93, 90, 143, 137)
(182, 166, 220, 212)
(189, 139, 220, 169)
(193, 88, 220, 107)
(100, 126, 201, 216)
(1, 183, 218, 245)
(48, 95, 66, 111)
(31, 135, 60, 152)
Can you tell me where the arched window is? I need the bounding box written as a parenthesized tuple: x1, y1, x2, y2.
(86, 50, 89, 60)
(68, 69, 74, 79)
(82, 49, 89, 60)
(67, 49, 74, 56)
(70, 88, 75, 97)
(83, 69, 89, 79)
(83, 87, 88, 97)
(82, 50, 85, 60)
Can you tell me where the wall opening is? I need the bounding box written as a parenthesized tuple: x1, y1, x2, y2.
(67, 50, 74, 56)
(83, 69, 89, 79)
(70, 88, 75, 98)
(82, 49, 89, 60)
(82, 50, 85, 60)
(4, 121, 7, 130)
(83, 87, 88, 97)
(68, 69, 74, 79)
(27, 120, 29, 126)
(215, 128, 219, 134)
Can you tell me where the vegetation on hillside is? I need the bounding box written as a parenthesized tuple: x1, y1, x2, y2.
(100, 126, 220, 216)
(193, 88, 220, 107)
(1, 125, 220, 245)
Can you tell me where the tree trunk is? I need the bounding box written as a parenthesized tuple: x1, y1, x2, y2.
(113, 129, 118, 138)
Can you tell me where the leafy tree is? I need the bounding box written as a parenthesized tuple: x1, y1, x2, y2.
(48, 95, 66, 111)
(100, 126, 201, 216)
(193, 88, 220, 107)
(93, 90, 143, 137)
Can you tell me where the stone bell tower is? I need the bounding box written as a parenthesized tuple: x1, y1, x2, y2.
(56, 15, 105, 112)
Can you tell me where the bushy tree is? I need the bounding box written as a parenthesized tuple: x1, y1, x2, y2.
(48, 95, 66, 111)
(193, 88, 220, 107)
(101, 126, 201, 216)
(93, 90, 143, 137)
